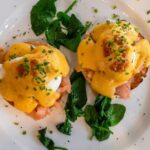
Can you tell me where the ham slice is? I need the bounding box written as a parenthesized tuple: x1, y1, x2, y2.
(116, 82, 131, 99)
(29, 76, 71, 120)
(116, 67, 148, 99)
(29, 106, 49, 120)
(57, 76, 71, 94)
(131, 68, 148, 89)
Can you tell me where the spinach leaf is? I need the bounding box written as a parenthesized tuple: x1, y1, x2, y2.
(84, 105, 99, 126)
(93, 126, 112, 141)
(31, 0, 91, 52)
(56, 118, 72, 135)
(31, 0, 57, 35)
(45, 20, 66, 48)
(65, 14, 86, 36)
(38, 128, 68, 150)
(38, 128, 55, 150)
(106, 104, 126, 126)
(57, 12, 70, 27)
(58, 33, 81, 52)
(70, 70, 83, 83)
(84, 95, 126, 141)
(57, 14, 89, 52)
(94, 95, 111, 118)
(65, 71, 87, 122)
(46, 9, 85, 51)
(84, 105, 113, 141)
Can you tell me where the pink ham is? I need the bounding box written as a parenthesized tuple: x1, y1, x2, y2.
(29, 106, 49, 120)
(116, 82, 131, 99)
(115, 67, 148, 99)
(57, 76, 71, 94)
(29, 76, 71, 120)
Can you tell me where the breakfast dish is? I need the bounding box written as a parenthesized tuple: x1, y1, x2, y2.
(0, 0, 150, 149)
(77, 20, 150, 99)
(0, 41, 70, 120)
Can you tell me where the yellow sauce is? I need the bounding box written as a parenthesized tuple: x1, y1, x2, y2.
(77, 21, 150, 98)
(0, 43, 69, 113)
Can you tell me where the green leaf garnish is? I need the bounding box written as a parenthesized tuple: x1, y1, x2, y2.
(65, 71, 87, 121)
(31, 0, 57, 36)
(84, 95, 126, 141)
(106, 104, 126, 126)
(31, 0, 91, 52)
(38, 128, 68, 150)
(56, 118, 72, 135)
(45, 20, 66, 48)
(65, 0, 78, 14)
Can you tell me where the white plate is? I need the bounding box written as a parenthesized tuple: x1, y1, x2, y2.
(0, 0, 150, 150)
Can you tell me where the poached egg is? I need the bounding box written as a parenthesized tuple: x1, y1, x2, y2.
(77, 21, 150, 98)
(0, 42, 70, 113)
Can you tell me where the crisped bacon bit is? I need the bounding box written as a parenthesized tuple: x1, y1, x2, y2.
(110, 60, 129, 72)
(116, 81, 131, 99)
(57, 76, 71, 94)
(29, 106, 49, 120)
(30, 59, 38, 76)
(122, 52, 128, 58)
(17, 64, 26, 76)
(131, 68, 148, 89)
(103, 40, 112, 57)
(0, 48, 6, 63)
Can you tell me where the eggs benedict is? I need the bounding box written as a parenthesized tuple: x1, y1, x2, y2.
(0, 41, 70, 120)
(77, 20, 150, 99)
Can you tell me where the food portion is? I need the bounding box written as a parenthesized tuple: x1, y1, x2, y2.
(31, 0, 91, 52)
(77, 20, 150, 98)
(0, 42, 70, 119)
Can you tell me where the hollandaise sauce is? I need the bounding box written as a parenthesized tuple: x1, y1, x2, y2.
(77, 21, 150, 98)
(0, 43, 69, 113)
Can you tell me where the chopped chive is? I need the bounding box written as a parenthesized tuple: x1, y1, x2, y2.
(39, 85, 46, 91)
(146, 10, 150, 15)
(125, 72, 129, 75)
(118, 49, 125, 53)
(48, 50, 53, 53)
(55, 69, 59, 72)
(112, 14, 119, 19)
(14, 122, 19, 125)
(43, 61, 49, 66)
(134, 27, 139, 32)
(22, 130, 27, 135)
(9, 54, 17, 60)
(23, 32, 26, 36)
(112, 5, 117, 9)
(46, 92, 50, 96)
(106, 20, 111, 24)
(49, 130, 53, 134)
(92, 7, 98, 13)
(12, 36, 17, 39)
(42, 49, 46, 53)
